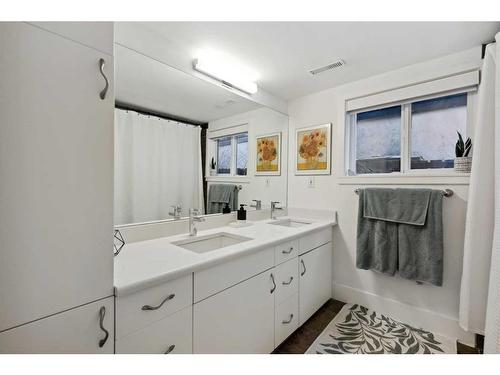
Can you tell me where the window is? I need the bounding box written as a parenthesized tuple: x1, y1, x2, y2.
(216, 137, 232, 174)
(347, 92, 469, 175)
(410, 94, 467, 169)
(215, 132, 248, 176)
(235, 133, 248, 175)
(355, 105, 402, 174)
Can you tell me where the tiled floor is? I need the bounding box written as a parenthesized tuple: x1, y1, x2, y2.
(272, 299, 481, 354)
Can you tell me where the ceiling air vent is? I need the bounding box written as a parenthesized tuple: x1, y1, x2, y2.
(309, 59, 345, 75)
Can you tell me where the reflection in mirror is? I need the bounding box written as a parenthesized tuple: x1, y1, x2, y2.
(113, 108, 204, 225)
(114, 36, 288, 226)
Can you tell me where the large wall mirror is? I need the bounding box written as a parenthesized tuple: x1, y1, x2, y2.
(114, 24, 289, 226)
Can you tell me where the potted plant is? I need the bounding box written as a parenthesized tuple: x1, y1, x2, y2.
(454, 131, 472, 173)
(210, 157, 217, 176)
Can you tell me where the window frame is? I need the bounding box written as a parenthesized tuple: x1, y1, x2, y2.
(213, 131, 249, 177)
(345, 90, 474, 177)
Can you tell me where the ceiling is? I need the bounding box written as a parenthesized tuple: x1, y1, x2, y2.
(115, 44, 261, 123)
(125, 22, 500, 100)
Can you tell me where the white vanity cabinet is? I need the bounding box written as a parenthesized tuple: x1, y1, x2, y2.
(193, 269, 276, 353)
(115, 225, 334, 354)
(274, 258, 299, 346)
(298, 242, 333, 325)
(115, 275, 193, 354)
(0, 22, 114, 352)
(192, 226, 333, 353)
(116, 306, 192, 354)
(0, 297, 114, 354)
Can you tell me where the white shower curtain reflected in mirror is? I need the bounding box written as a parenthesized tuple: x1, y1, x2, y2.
(114, 109, 204, 225)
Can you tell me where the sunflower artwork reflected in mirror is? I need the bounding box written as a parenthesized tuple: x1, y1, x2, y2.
(255, 132, 281, 176)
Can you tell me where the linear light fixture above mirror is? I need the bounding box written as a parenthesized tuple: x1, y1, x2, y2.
(193, 49, 258, 95)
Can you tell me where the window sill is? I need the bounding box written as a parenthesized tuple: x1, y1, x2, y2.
(338, 172, 470, 185)
(205, 175, 251, 184)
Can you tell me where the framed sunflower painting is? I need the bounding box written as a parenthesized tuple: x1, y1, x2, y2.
(255, 132, 281, 176)
(295, 123, 331, 175)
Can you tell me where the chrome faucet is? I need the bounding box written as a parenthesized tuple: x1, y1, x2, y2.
(169, 205, 182, 220)
(189, 208, 205, 236)
(270, 201, 283, 220)
(250, 199, 262, 210)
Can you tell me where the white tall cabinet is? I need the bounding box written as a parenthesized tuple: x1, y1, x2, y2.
(0, 22, 114, 353)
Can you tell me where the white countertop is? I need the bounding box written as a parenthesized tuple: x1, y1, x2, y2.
(114, 215, 336, 296)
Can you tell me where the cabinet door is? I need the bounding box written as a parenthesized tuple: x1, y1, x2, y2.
(298, 243, 333, 325)
(116, 306, 192, 354)
(193, 270, 275, 354)
(28, 22, 114, 56)
(0, 23, 114, 332)
(0, 297, 114, 354)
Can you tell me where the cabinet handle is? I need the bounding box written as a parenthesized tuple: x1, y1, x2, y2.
(270, 273, 276, 294)
(282, 247, 294, 254)
(141, 293, 175, 311)
(282, 314, 294, 324)
(99, 58, 109, 100)
(98, 306, 109, 348)
(282, 276, 293, 285)
(300, 259, 306, 276)
(164, 344, 175, 354)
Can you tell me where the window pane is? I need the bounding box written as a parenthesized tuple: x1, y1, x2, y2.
(217, 137, 231, 174)
(355, 106, 401, 174)
(236, 133, 248, 176)
(410, 93, 467, 170)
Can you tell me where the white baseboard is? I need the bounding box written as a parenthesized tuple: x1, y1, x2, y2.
(333, 282, 475, 347)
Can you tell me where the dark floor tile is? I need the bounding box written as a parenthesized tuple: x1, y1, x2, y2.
(457, 341, 481, 354)
(272, 299, 345, 354)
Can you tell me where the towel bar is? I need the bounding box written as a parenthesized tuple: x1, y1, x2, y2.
(354, 188, 453, 197)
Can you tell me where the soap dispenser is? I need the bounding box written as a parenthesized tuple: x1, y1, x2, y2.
(237, 204, 247, 221)
(222, 202, 231, 214)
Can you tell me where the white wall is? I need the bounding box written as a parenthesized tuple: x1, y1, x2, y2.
(207, 107, 289, 210)
(287, 47, 483, 344)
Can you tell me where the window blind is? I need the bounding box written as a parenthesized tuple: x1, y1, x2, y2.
(346, 70, 479, 113)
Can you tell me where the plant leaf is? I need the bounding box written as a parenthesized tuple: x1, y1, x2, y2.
(464, 138, 472, 157)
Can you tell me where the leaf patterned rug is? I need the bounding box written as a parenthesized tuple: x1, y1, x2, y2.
(306, 304, 456, 354)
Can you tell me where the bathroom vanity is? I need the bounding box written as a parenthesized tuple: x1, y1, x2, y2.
(114, 216, 335, 354)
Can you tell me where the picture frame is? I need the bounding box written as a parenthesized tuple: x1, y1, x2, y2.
(295, 123, 331, 175)
(255, 132, 281, 176)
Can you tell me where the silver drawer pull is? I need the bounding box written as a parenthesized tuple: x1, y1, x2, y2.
(164, 344, 175, 354)
(141, 293, 175, 311)
(270, 273, 276, 294)
(99, 58, 109, 100)
(282, 247, 294, 254)
(282, 314, 294, 324)
(282, 276, 294, 285)
(98, 306, 109, 348)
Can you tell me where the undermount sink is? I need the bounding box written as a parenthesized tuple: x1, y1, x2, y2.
(268, 218, 312, 228)
(172, 232, 253, 254)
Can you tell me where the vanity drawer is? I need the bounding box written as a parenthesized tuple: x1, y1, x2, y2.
(116, 305, 192, 354)
(116, 274, 192, 339)
(275, 239, 299, 265)
(299, 227, 332, 255)
(194, 247, 274, 303)
(274, 257, 298, 305)
(275, 293, 299, 347)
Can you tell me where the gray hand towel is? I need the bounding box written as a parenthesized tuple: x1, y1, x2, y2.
(363, 188, 432, 225)
(207, 184, 239, 214)
(398, 190, 443, 286)
(356, 189, 398, 275)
